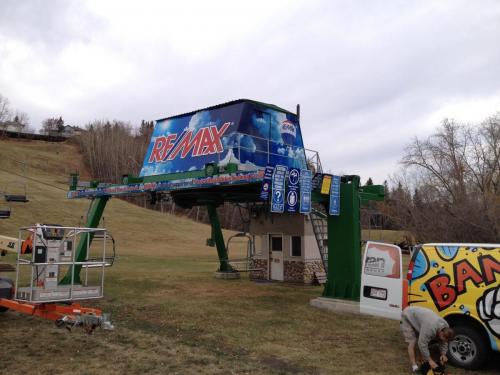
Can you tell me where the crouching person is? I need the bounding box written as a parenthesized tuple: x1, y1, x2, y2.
(401, 306, 455, 374)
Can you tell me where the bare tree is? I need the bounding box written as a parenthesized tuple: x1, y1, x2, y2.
(75, 119, 147, 182)
(41, 116, 64, 134)
(0, 94, 12, 127)
(387, 115, 500, 242)
(13, 110, 29, 130)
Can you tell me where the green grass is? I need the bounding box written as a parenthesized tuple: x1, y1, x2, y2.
(0, 139, 498, 374)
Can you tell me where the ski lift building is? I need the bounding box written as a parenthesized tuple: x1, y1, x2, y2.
(249, 213, 324, 283)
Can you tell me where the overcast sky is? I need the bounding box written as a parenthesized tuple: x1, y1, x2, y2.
(1, 0, 499, 183)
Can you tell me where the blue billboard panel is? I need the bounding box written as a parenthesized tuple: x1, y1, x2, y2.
(271, 165, 287, 213)
(140, 100, 307, 178)
(329, 175, 341, 216)
(299, 169, 312, 214)
(259, 165, 274, 201)
(285, 168, 300, 213)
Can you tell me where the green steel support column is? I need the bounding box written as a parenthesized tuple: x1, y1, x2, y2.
(206, 203, 233, 272)
(323, 176, 361, 301)
(60, 196, 109, 284)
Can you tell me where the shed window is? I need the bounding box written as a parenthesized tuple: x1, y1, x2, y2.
(271, 236, 282, 251)
(291, 236, 302, 257)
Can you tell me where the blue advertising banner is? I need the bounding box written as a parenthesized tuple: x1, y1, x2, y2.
(259, 165, 274, 201)
(271, 165, 287, 213)
(67, 170, 265, 199)
(139, 100, 307, 178)
(329, 175, 341, 216)
(285, 168, 300, 213)
(299, 169, 312, 214)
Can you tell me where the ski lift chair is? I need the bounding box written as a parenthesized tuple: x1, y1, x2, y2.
(226, 232, 255, 272)
(4, 182, 28, 202)
(85, 231, 116, 268)
(0, 193, 10, 218)
(0, 207, 10, 219)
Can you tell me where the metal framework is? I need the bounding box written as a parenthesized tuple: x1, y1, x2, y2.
(66, 169, 384, 302)
(15, 225, 108, 303)
(0, 224, 114, 332)
(63, 99, 385, 302)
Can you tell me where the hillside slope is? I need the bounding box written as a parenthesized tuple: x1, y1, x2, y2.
(0, 138, 217, 258)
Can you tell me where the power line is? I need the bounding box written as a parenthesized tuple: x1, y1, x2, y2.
(0, 166, 67, 192)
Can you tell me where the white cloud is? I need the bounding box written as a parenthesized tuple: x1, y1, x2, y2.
(1, 0, 500, 182)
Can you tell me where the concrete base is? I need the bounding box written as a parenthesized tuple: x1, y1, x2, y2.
(214, 271, 241, 280)
(310, 297, 361, 315)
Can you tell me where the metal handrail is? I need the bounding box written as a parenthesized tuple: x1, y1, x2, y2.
(15, 225, 108, 303)
(216, 131, 317, 170)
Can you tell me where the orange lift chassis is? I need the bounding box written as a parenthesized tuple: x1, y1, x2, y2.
(0, 224, 114, 333)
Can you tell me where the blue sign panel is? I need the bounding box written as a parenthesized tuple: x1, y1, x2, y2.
(329, 175, 341, 216)
(299, 169, 312, 214)
(259, 165, 274, 201)
(271, 165, 287, 213)
(285, 168, 300, 213)
(140, 100, 307, 178)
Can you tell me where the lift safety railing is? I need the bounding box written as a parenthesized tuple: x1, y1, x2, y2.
(15, 225, 109, 304)
(224, 232, 257, 272)
(214, 131, 322, 173)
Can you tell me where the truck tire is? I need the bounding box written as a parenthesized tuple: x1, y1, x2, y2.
(0, 277, 13, 312)
(448, 325, 489, 370)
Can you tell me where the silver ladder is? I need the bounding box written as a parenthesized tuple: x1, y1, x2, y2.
(309, 205, 328, 273)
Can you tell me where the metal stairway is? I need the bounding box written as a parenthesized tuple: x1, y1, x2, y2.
(304, 149, 328, 273)
(309, 204, 328, 273)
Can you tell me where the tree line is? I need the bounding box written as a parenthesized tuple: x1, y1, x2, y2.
(380, 114, 499, 243)
(0, 94, 30, 131)
(74, 114, 500, 240)
(2, 88, 497, 241)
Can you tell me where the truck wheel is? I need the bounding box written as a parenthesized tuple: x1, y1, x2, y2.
(0, 277, 13, 312)
(448, 325, 489, 370)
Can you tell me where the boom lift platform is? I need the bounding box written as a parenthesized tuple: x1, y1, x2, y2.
(0, 224, 114, 333)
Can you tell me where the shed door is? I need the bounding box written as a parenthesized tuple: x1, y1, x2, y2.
(269, 234, 284, 281)
(360, 241, 403, 320)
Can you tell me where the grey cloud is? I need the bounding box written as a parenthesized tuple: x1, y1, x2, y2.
(0, 0, 104, 51)
(1, 0, 499, 183)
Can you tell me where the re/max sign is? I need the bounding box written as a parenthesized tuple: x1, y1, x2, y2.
(425, 255, 500, 311)
(148, 122, 231, 163)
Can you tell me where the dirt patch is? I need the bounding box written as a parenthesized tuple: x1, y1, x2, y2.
(260, 355, 305, 374)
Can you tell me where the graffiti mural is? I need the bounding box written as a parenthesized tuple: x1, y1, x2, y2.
(408, 245, 500, 344)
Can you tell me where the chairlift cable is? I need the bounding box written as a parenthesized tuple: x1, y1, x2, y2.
(0, 166, 67, 192)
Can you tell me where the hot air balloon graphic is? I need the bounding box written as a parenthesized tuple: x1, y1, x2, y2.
(280, 120, 296, 145)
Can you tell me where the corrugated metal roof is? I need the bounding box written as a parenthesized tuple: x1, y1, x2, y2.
(156, 99, 296, 122)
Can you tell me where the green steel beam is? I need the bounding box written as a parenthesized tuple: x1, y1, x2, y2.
(322, 176, 361, 300)
(206, 203, 233, 272)
(60, 196, 109, 284)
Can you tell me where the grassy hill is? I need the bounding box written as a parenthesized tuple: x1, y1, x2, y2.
(0, 139, 497, 375)
(0, 139, 220, 258)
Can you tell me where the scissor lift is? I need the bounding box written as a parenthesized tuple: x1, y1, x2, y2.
(0, 224, 114, 333)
